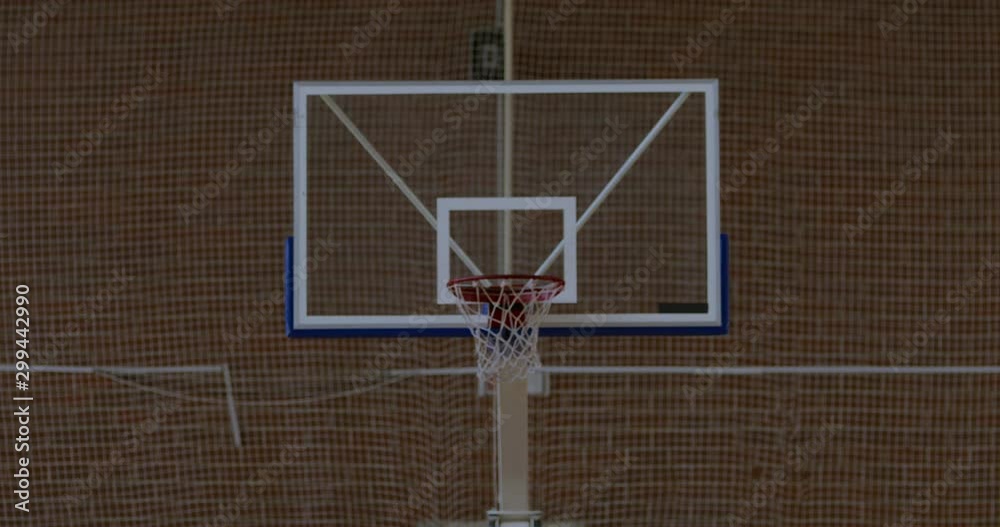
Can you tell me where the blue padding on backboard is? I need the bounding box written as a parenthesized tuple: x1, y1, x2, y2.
(284, 236, 293, 336)
(285, 234, 730, 338)
(284, 237, 469, 337)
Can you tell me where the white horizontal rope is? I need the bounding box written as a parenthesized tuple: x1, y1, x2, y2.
(388, 365, 1000, 377)
(542, 365, 1000, 375)
(2, 364, 242, 448)
(389, 367, 479, 377)
(319, 94, 484, 276)
(0, 365, 224, 374)
(535, 92, 691, 275)
(1, 363, 408, 405)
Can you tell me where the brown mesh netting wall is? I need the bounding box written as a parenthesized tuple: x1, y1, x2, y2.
(2, 1, 998, 526)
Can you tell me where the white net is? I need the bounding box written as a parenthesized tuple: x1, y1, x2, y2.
(3, 1, 999, 526)
(448, 275, 564, 381)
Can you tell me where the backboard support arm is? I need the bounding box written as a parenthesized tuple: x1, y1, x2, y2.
(318, 95, 485, 278)
(534, 92, 691, 276)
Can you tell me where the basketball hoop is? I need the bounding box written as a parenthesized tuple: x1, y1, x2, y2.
(447, 275, 564, 382)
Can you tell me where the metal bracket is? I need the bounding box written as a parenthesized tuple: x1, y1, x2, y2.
(487, 509, 541, 527)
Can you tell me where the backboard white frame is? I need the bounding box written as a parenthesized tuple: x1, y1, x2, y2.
(436, 197, 578, 304)
(290, 79, 723, 336)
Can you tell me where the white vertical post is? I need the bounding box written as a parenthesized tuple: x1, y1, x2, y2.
(497, 377, 530, 512)
(496, 0, 531, 520)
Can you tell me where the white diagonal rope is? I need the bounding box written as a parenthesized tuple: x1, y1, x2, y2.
(319, 95, 484, 276)
(535, 92, 691, 275)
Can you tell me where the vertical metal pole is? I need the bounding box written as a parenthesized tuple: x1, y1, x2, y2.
(500, 0, 514, 272)
(495, 0, 508, 273)
(495, 0, 530, 519)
